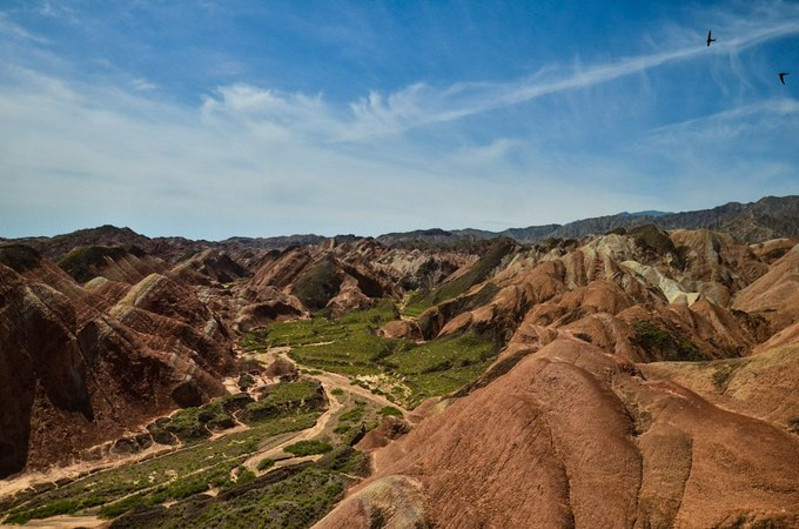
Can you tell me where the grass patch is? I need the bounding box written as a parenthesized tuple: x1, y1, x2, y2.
(284, 440, 333, 457)
(338, 402, 365, 423)
(107, 448, 368, 529)
(378, 406, 403, 418)
(238, 380, 325, 424)
(247, 303, 498, 408)
(3, 499, 81, 525)
(2, 379, 327, 524)
(240, 328, 270, 352)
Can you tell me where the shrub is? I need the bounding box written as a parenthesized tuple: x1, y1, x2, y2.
(257, 458, 276, 471)
(378, 406, 403, 418)
(284, 440, 333, 457)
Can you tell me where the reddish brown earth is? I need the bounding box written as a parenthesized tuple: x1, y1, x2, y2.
(315, 231, 799, 529)
(0, 245, 234, 477)
(2, 222, 799, 528)
(0, 233, 469, 479)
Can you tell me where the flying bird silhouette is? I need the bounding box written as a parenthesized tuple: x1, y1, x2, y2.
(706, 30, 716, 47)
(779, 72, 789, 85)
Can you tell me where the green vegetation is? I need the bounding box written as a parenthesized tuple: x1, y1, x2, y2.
(257, 458, 276, 471)
(381, 334, 496, 405)
(144, 382, 322, 448)
(3, 412, 320, 524)
(234, 467, 256, 484)
(631, 321, 703, 362)
(104, 448, 369, 529)
(2, 379, 330, 525)
(378, 406, 403, 418)
(264, 300, 398, 349)
(239, 328, 270, 352)
(256, 302, 498, 407)
(284, 440, 334, 457)
(238, 380, 325, 423)
(338, 404, 365, 423)
(330, 387, 344, 396)
(56, 245, 146, 283)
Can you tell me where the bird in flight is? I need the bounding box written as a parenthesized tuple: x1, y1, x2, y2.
(779, 72, 789, 85)
(706, 30, 716, 47)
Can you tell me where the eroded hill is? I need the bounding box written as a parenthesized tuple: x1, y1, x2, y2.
(1, 217, 799, 529)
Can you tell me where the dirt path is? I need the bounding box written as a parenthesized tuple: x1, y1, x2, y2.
(242, 381, 343, 472)
(240, 350, 410, 474)
(6, 344, 412, 527)
(0, 440, 177, 500)
(274, 351, 409, 416)
(15, 515, 109, 528)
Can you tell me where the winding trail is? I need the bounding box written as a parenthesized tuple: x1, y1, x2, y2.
(242, 380, 344, 473)
(276, 351, 409, 413)
(9, 346, 411, 527)
(242, 350, 409, 474)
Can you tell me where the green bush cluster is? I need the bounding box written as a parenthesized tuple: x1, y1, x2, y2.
(257, 458, 276, 471)
(102, 449, 367, 528)
(378, 406, 403, 418)
(3, 399, 322, 524)
(238, 380, 325, 424)
(284, 440, 333, 457)
(291, 257, 343, 310)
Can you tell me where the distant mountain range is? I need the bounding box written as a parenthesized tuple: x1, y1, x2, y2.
(4, 196, 797, 256)
(376, 195, 799, 247)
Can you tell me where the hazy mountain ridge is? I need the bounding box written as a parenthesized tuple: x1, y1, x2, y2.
(8, 196, 796, 256)
(380, 195, 799, 247)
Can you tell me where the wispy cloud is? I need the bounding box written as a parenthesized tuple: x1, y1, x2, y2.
(131, 78, 157, 92)
(199, 7, 799, 144)
(35, 1, 78, 23)
(0, 12, 49, 44)
(646, 97, 799, 145)
(0, 2, 796, 239)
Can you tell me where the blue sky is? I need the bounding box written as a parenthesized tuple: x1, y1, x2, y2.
(0, 1, 797, 240)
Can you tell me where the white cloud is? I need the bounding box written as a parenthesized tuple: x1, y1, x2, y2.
(0, 3, 797, 239)
(194, 7, 799, 145)
(131, 78, 157, 92)
(646, 98, 799, 146)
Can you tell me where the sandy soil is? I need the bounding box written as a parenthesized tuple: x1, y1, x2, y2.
(9, 515, 109, 528)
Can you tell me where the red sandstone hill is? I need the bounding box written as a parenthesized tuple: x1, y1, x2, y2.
(0, 245, 235, 477)
(315, 232, 799, 529)
(3, 217, 799, 528)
